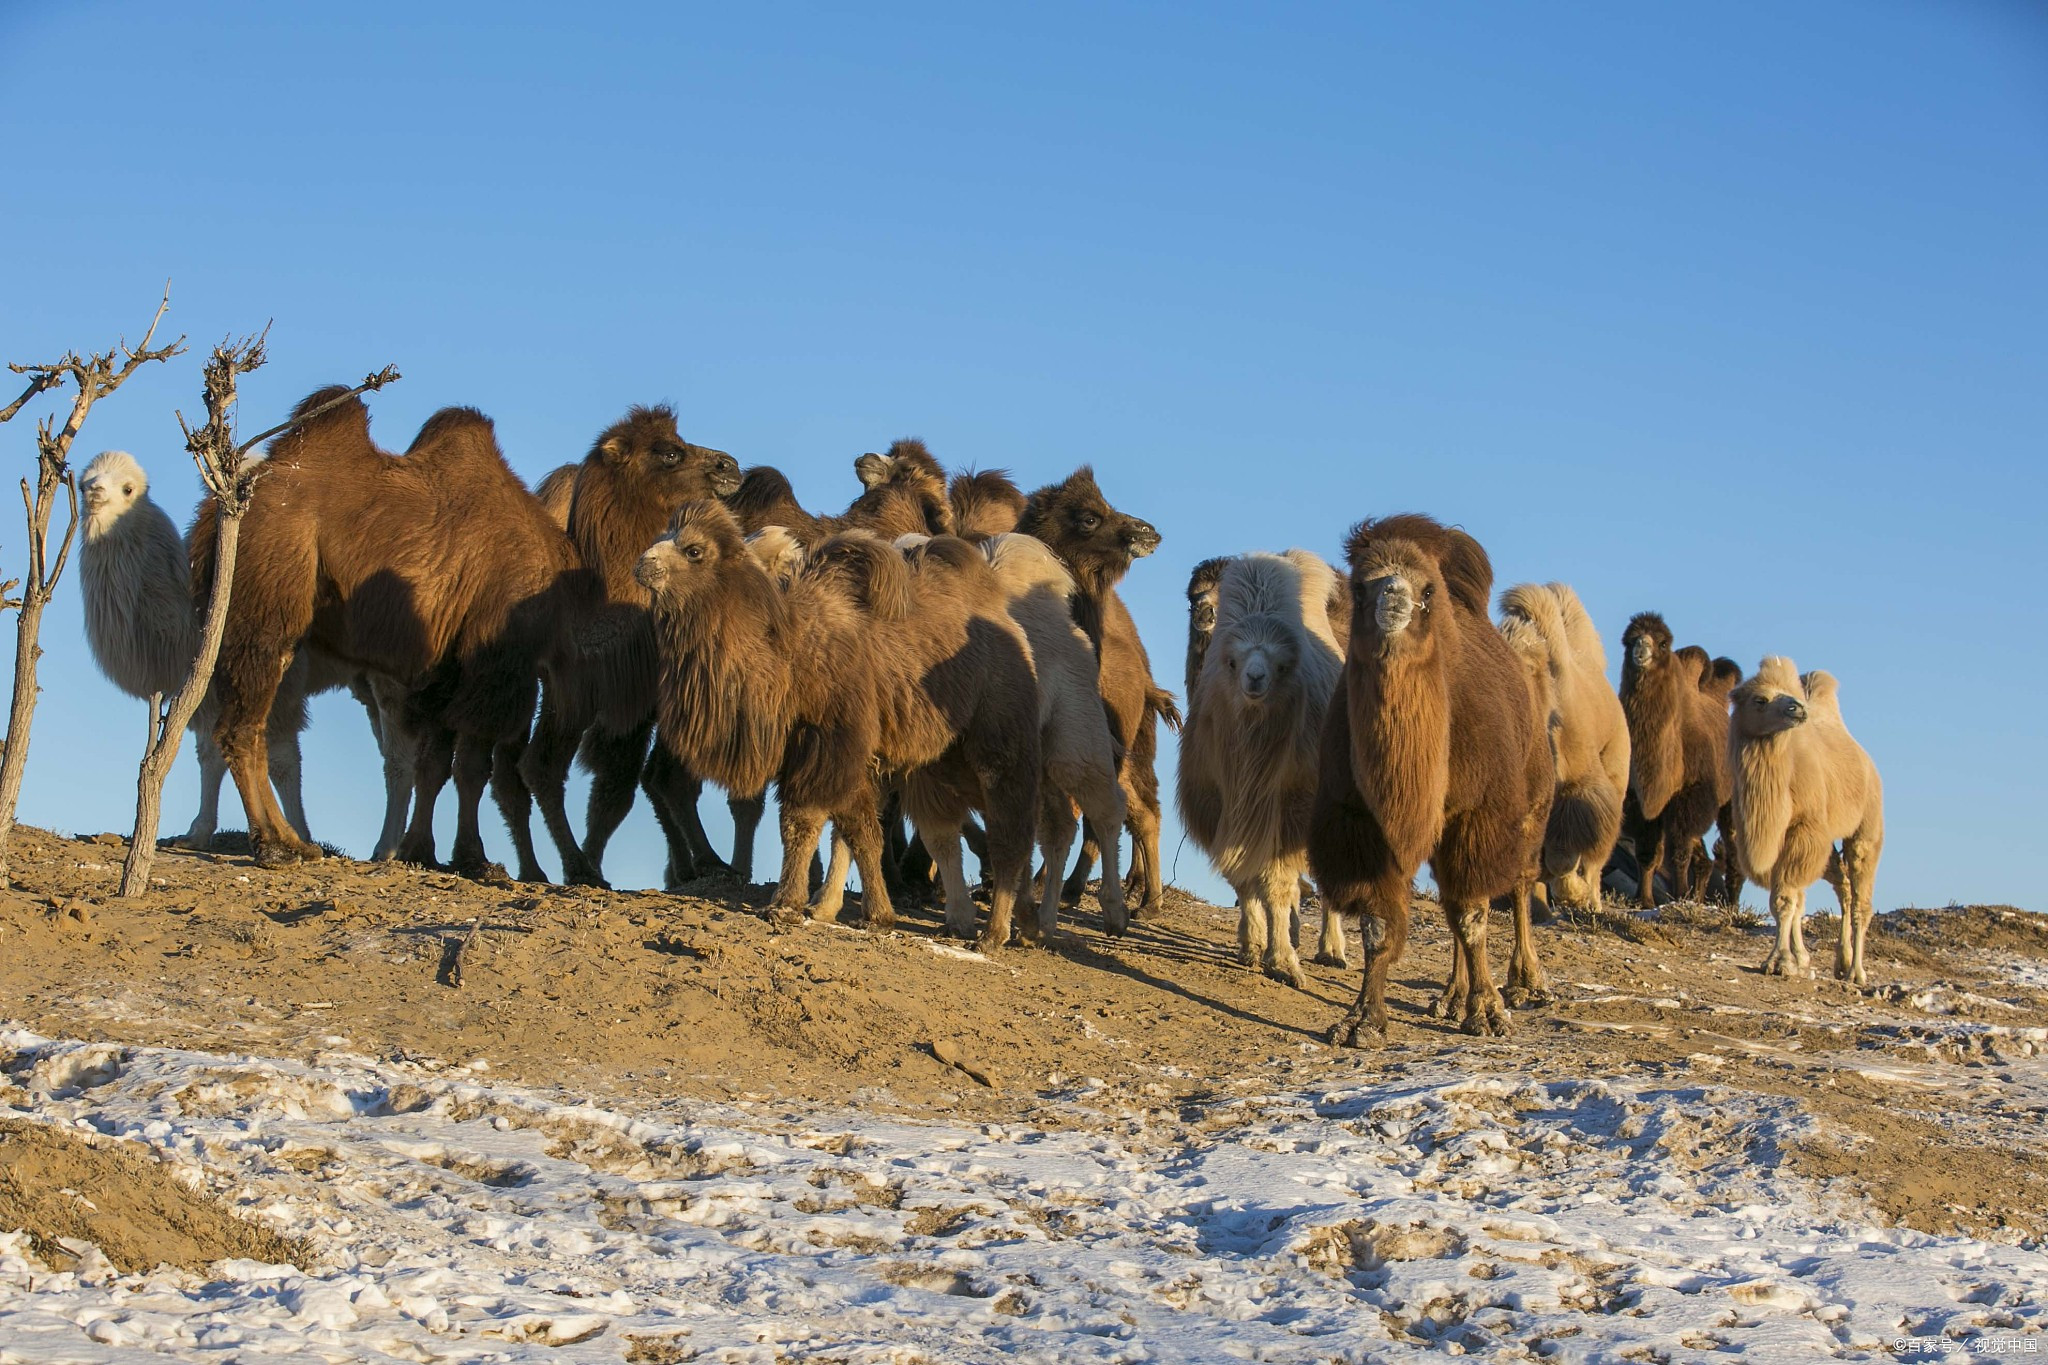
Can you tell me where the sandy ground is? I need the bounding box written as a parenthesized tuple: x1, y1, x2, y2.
(3, 822, 2044, 1274)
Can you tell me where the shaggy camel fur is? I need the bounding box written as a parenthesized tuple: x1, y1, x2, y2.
(1618, 613, 1737, 907)
(194, 388, 595, 874)
(1730, 658, 1884, 982)
(1308, 515, 1553, 1044)
(949, 469, 1027, 541)
(1017, 468, 1174, 915)
(1497, 583, 1630, 912)
(514, 407, 744, 888)
(1178, 551, 1348, 987)
(637, 504, 1042, 947)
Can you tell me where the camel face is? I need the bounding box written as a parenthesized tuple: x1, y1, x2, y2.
(853, 452, 894, 488)
(1187, 559, 1227, 636)
(1733, 663, 1810, 740)
(1622, 612, 1673, 673)
(79, 450, 147, 541)
(1348, 538, 1440, 648)
(1029, 468, 1160, 576)
(636, 500, 746, 602)
(1226, 621, 1298, 704)
(598, 405, 743, 504)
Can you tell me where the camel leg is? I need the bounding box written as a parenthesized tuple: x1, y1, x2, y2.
(1636, 819, 1666, 909)
(1503, 880, 1553, 1008)
(929, 831, 977, 942)
(182, 730, 226, 850)
(1061, 823, 1099, 908)
(644, 745, 728, 886)
(396, 726, 455, 868)
(1789, 884, 1813, 974)
(769, 803, 827, 928)
(728, 793, 766, 882)
(1431, 917, 1470, 1023)
(1669, 836, 1697, 906)
(837, 803, 895, 931)
(214, 648, 319, 867)
(579, 721, 650, 884)
(810, 827, 853, 924)
(1328, 885, 1408, 1048)
(362, 675, 416, 861)
(489, 735, 548, 883)
(1237, 885, 1267, 971)
(1029, 789, 1079, 945)
(1126, 787, 1164, 915)
(448, 732, 505, 880)
(1449, 899, 1510, 1036)
(976, 792, 1037, 958)
(1763, 881, 1813, 977)
(518, 695, 606, 886)
(1313, 882, 1349, 968)
(264, 724, 312, 844)
(1843, 834, 1879, 986)
(1258, 868, 1308, 990)
(1084, 785, 1127, 939)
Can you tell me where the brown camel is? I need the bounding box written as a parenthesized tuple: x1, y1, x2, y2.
(636, 504, 1042, 946)
(513, 406, 744, 888)
(1017, 468, 1175, 916)
(193, 387, 595, 875)
(1307, 514, 1553, 1044)
(949, 469, 1027, 541)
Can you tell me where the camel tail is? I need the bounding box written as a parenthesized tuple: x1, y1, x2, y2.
(1148, 685, 1183, 734)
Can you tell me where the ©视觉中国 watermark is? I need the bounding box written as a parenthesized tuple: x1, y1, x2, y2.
(1892, 1339, 2042, 1357)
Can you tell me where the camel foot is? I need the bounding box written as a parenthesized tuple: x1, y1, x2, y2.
(1311, 950, 1349, 969)
(253, 836, 322, 868)
(1235, 946, 1257, 969)
(1265, 961, 1308, 991)
(763, 904, 805, 930)
(1428, 991, 1466, 1022)
(1503, 983, 1553, 1010)
(1326, 1017, 1388, 1049)
(975, 930, 1009, 954)
(861, 905, 896, 932)
(513, 860, 548, 885)
(1462, 994, 1512, 1037)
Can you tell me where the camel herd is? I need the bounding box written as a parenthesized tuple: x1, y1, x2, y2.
(74, 392, 1885, 1044)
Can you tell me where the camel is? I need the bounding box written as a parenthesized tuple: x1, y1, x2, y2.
(533, 463, 577, 530)
(513, 406, 744, 888)
(1729, 658, 1884, 982)
(193, 388, 595, 875)
(637, 503, 1042, 947)
(1618, 613, 1737, 906)
(1183, 557, 1231, 699)
(1496, 582, 1630, 912)
(1308, 514, 1553, 1044)
(1177, 551, 1348, 987)
(78, 451, 415, 855)
(1016, 468, 1175, 916)
(966, 532, 1129, 938)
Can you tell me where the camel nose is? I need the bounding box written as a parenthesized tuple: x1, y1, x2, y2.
(1371, 575, 1415, 633)
(1241, 660, 1270, 698)
(633, 548, 667, 590)
(1125, 519, 1161, 558)
(1786, 700, 1808, 722)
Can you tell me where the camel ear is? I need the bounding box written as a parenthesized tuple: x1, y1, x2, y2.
(1439, 528, 1493, 615)
(600, 436, 627, 463)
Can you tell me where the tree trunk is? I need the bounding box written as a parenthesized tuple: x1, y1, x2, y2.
(0, 587, 53, 880)
(119, 510, 243, 896)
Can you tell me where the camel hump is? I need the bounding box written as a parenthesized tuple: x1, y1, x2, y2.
(1702, 656, 1743, 701)
(1543, 580, 1606, 670)
(809, 530, 913, 622)
(948, 468, 1026, 539)
(278, 385, 373, 452)
(982, 532, 1075, 599)
(1799, 669, 1844, 723)
(1674, 644, 1712, 687)
(408, 405, 497, 457)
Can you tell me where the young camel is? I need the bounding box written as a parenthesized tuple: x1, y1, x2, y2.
(636, 503, 1042, 947)
(1729, 657, 1884, 982)
(1308, 515, 1553, 1043)
(1618, 613, 1735, 906)
(1178, 551, 1349, 988)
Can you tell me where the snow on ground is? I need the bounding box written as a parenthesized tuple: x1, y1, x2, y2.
(3, 1026, 2044, 1364)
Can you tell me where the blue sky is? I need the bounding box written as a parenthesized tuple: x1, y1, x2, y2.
(3, 2, 2043, 911)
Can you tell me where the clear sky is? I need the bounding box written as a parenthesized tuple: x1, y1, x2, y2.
(3, 2, 2043, 912)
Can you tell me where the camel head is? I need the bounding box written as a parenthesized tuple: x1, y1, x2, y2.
(635, 499, 753, 604)
(592, 404, 743, 505)
(1622, 612, 1674, 677)
(854, 437, 944, 492)
(1343, 514, 1490, 657)
(79, 450, 148, 541)
(1186, 557, 1229, 642)
(1731, 656, 1810, 739)
(1218, 612, 1299, 705)
(1018, 467, 1160, 591)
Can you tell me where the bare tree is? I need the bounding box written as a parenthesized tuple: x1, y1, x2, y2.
(0, 288, 186, 882)
(118, 330, 398, 896)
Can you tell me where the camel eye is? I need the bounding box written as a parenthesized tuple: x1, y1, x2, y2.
(1079, 513, 1100, 532)
(660, 446, 683, 466)
(122, 483, 134, 495)
(683, 542, 704, 561)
